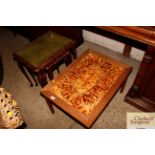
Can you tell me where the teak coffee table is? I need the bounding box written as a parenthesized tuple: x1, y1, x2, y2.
(13, 31, 76, 87)
(41, 49, 132, 128)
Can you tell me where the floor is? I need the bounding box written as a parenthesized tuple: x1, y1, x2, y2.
(0, 27, 141, 129)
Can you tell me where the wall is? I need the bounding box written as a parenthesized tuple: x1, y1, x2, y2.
(83, 30, 145, 61)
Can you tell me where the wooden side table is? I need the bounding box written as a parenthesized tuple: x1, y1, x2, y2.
(13, 31, 76, 87)
(41, 49, 132, 128)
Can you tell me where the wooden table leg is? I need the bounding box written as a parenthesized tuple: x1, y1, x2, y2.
(36, 70, 47, 87)
(17, 62, 33, 87)
(57, 67, 60, 73)
(45, 98, 55, 113)
(71, 47, 77, 59)
(27, 68, 38, 86)
(65, 53, 73, 66)
(123, 44, 132, 57)
(120, 78, 127, 93)
(47, 68, 54, 80)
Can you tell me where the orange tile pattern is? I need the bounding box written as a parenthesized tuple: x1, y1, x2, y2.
(51, 53, 124, 115)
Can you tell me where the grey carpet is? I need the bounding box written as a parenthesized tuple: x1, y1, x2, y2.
(0, 27, 141, 129)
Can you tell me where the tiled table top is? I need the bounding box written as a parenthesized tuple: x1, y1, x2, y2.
(41, 49, 132, 128)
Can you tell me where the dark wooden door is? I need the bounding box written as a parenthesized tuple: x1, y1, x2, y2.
(125, 45, 155, 111)
(138, 48, 155, 103)
(143, 75, 155, 103)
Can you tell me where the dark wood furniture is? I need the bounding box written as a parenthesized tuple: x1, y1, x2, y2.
(93, 26, 155, 111)
(41, 49, 132, 128)
(13, 31, 76, 87)
(7, 26, 155, 111)
(5, 26, 83, 47)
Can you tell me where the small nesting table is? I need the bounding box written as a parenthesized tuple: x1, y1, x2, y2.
(41, 49, 132, 128)
(13, 31, 76, 87)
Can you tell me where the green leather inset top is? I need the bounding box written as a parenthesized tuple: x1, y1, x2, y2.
(17, 31, 73, 67)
